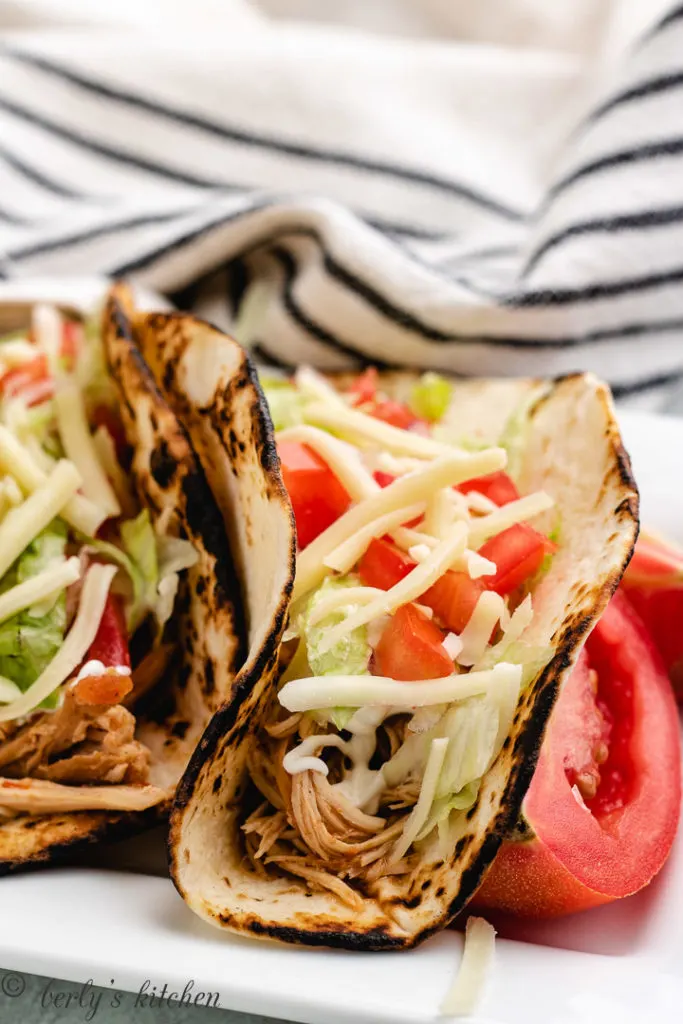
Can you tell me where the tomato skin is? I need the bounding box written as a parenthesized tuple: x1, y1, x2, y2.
(348, 368, 378, 406)
(479, 523, 556, 596)
(85, 594, 131, 669)
(359, 537, 415, 591)
(621, 534, 683, 698)
(369, 400, 420, 431)
(374, 604, 452, 680)
(277, 440, 351, 550)
(458, 471, 520, 506)
(0, 356, 53, 406)
(474, 594, 681, 917)
(423, 572, 486, 634)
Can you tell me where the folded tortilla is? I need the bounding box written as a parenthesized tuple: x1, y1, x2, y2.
(135, 321, 638, 949)
(0, 285, 248, 872)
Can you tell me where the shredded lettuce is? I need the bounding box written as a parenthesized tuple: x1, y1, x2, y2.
(85, 510, 197, 633)
(498, 385, 549, 481)
(299, 575, 372, 728)
(409, 373, 452, 422)
(261, 379, 306, 431)
(0, 521, 68, 707)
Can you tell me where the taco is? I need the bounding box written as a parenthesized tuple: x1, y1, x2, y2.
(133, 324, 637, 949)
(0, 285, 247, 871)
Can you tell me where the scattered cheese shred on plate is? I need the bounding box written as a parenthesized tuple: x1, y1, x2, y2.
(440, 916, 496, 1018)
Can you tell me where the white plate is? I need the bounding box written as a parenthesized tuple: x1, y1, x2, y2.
(0, 409, 681, 1024)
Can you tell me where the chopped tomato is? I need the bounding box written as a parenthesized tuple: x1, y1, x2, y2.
(423, 572, 486, 633)
(479, 523, 556, 596)
(0, 355, 52, 406)
(358, 537, 415, 591)
(348, 367, 378, 406)
(368, 399, 420, 431)
(374, 604, 452, 680)
(620, 534, 683, 698)
(86, 594, 131, 669)
(278, 440, 351, 550)
(474, 593, 681, 916)
(457, 471, 520, 506)
(373, 470, 396, 489)
(358, 537, 485, 633)
(60, 320, 80, 370)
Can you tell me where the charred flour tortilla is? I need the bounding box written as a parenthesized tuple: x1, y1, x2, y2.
(0, 286, 244, 872)
(142, 332, 636, 949)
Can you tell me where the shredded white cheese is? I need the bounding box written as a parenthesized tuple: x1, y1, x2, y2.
(307, 585, 385, 626)
(277, 424, 379, 501)
(295, 366, 347, 407)
(304, 401, 464, 460)
(424, 489, 456, 539)
(318, 522, 468, 653)
(0, 461, 82, 580)
(0, 563, 118, 722)
(440, 917, 496, 1018)
(0, 425, 106, 536)
(278, 663, 522, 712)
(92, 425, 137, 518)
(0, 555, 80, 625)
(324, 502, 425, 574)
(465, 490, 499, 514)
(442, 632, 463, 660)
(456, 591, 506, 667)
(468, 491, 554, 548)
(292, 449, 506, 602)
(408, 543, 432, 562)
(391, 527, 438, 552)
(391, 737, 449, 862)
(32, 303, 62, 376)
(54, 382, 120, 517)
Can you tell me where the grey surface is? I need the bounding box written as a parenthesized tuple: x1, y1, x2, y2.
(3, 392, 682, 1024)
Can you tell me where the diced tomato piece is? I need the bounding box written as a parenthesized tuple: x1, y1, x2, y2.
(15, 378, 55, 408)
(368, 399, 419, 431)
(423, 572, 486, 633)
(374, 604, 453, 680)
(479, 523, 556, 596)
(348, 367, 378, 406)
(358, 537, 415, 591)
(278, 440, 351, 550)
(457, 471, 520, 506)
(373, 470, 396, 489)
(0, 355, 50, 403)
(86, 594, 131, 669)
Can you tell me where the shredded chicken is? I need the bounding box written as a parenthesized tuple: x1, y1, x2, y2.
(0, 685, 150, 786)
(0, 777, 164, 813)
(242, 708, 418, 903)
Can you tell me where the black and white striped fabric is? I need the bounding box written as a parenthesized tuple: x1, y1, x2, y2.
(1, 0, 683, 408)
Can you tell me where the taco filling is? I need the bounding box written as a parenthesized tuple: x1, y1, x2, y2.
(240, 367, 561, 906)
(0, 302, 202, 817)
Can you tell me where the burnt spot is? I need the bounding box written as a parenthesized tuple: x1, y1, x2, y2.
(184, 848, 191, 864)
(421, 879, 431, 892)
(177, 664, 191, 691)
(163, 361, 175, 393)
(212, 774, 223, 794)
(204, 659, 216, 695)
(195, 576, 207, 597)
(402, 895, 421, 909)
(150, 439, 177, 488)
(435, 887, 445, 899)
(171, 720, 190, 739)
(454, 837, 467, 857)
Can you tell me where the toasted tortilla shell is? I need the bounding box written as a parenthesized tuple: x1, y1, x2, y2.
(0, 286, 246, 872)
(141, 337, 638, 948)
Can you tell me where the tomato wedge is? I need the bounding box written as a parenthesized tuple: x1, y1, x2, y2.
(348, 367, 378, 406)
(374, 604, 452, 680)
(358, 537, 414, 591)
(457, 471, 520, 506)
(368, 399, 420, 431)
(86, 594, 131, 669)
(480, 523, 556, 596)
(277, 440, 351, 550)
(620, 534, 683, 698)
(473, 593, 681, 916)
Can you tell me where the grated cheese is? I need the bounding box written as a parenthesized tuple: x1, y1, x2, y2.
(0, 555, 80, 625)
(440, 917, 496, 1018)
(0, 563, 117, 722)
(292, 450, 505, 601)
(0, 461, 82, 580)
(468, 491, 554, 548)
(318, 522, 468, 653)
(442, 632, 463, 660)
(32, 303, 62, 375)
(456, 591, 506, 667)
(307, 585, 385, 625)
(303, 401, 466, 460)
(390, 737, 449, 862)
(54, 382, 120, 517)
(277, 424, 378, 501)
(424, 489, 457, 539)
(324, 502, 425, 574)
(278, 663, 522, 712)
(92, 426, 138, 518)
(295, 366, 347, 407)
(0, 425, 106, 536)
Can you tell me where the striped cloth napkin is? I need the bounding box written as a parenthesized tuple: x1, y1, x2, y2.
(0, 0, 682, 407)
